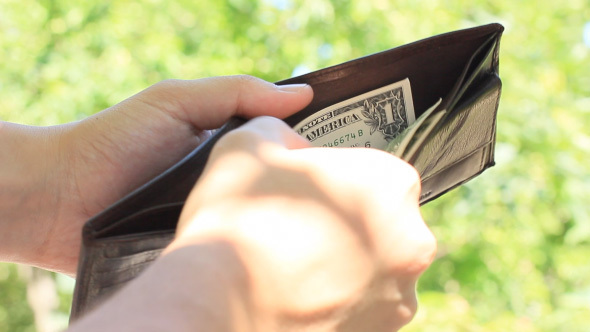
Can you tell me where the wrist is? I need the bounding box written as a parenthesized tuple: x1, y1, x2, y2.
(162, 242, 260, 332)
(0, 122, 68, 267)
(70, 240, 261, 332)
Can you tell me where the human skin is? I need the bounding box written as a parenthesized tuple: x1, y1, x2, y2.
(1, 76, 436, 331)
(0, 76, 313, 275)
(68, 117, 436, 332)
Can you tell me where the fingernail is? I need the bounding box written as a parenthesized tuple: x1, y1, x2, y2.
(277, 83, 309, 93)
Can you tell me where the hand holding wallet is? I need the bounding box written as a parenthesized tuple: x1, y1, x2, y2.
(70, 23, 504, 319)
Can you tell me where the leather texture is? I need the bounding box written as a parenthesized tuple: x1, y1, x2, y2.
(70, 23, 504, 320)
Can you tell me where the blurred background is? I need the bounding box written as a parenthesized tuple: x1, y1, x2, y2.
(1, 0, 589, 331)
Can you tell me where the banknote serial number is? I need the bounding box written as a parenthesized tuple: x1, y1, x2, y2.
(321, 130, 365, 147)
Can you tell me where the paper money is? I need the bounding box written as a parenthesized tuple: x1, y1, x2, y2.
(386, 98, 443, 157)
(293, 78, 415, 150)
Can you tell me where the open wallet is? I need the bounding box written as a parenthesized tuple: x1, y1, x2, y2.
(70, 23, 504, 320)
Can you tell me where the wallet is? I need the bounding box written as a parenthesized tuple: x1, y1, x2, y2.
(70, 23, 504, 320)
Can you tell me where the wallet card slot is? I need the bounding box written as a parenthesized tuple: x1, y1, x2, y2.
(412, 75, 501, 183)
(74, 259, 157, 319)
(419, 145, 493, 204)
(446, 32, 501, 113)
(91, 203, 182, 239)
(96, 230, 175, 258)
(71, 232, 173, 319)
(94, 247, 165, 275)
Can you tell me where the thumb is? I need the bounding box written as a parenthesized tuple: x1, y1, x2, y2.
(131, 75, 314, 130)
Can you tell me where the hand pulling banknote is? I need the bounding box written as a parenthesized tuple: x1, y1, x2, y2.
(293, 78, 442, 157)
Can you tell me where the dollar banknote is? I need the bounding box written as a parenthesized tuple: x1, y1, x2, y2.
(386, 98, 444, 158)
(293, 78, 415, 150)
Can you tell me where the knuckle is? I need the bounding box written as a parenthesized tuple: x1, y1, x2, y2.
(231, 74, 264, 86)
(371, 151, 422, 200)
(212, 128, 259, 154)
(133, 79, 185, 116)
(248, 116, 286, 130)
(397, 161, 421, 196)
(210, 117, 291, 159)
(152, 78, 182, 91)
(398, 295, 418, 326)
(407, 165, 421, 189)
(380, 214, 437, 276)
(409, 226, 438, 274)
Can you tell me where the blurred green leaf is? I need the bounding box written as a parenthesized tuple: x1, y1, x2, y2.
(1, 0, 589, 331)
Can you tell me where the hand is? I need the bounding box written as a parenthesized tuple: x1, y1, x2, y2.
(170, 117, 437, 331)
(68, 117, 436, 332)
(1, 76, 312, 275)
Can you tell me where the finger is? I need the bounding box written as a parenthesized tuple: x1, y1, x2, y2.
(134, 75, 314, 130)
(196, 116, 308, 190)
(382, 211, 437, 276)
(292, 147, 436, 275)
(224, 116, 311, 150)
(206, 117, 311, 177)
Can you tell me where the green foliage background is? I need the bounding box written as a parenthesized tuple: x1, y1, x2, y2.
(1, 0, 589, 331)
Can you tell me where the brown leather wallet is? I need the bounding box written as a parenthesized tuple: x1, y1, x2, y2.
(70, 23, 504, 320)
